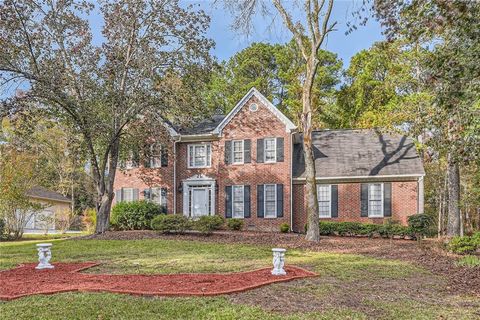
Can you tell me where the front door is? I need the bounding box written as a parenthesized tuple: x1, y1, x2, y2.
(191, 188, 208, 218)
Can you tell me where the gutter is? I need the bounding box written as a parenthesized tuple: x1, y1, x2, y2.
(292, 174, 425, 184)
(173, 140, 177, 214)
(290, 133, 293, 232)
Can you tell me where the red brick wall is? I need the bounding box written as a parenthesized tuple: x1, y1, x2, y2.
(292, 181, 418, 232)
(113, 151, 175, 214)
(175, 95, 292, 232)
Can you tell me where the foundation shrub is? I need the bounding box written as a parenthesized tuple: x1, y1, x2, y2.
(226, 218, 244, 231)
(194, 215, 224, 235)
(318, 221, 413, 239)
(280, 223, 290, 233)
(151, 214, 191, 234)
(449, 233, 480, 254)
(111, 201, 163, 230)
(407, 214, 433, 239)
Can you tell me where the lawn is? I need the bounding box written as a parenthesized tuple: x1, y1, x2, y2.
(1, 236, 479, 319)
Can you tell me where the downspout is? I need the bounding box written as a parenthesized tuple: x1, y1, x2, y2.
(417, 175, 424, 214)
(290, 132, 293, 231)
(173, 140, 177, 214)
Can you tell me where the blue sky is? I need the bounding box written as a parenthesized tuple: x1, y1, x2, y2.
(190, 0, 385, 66)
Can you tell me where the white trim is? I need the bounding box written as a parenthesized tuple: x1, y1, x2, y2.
(293, 174, 425, 181)
(213, 87, 297, 135)
(317, 184, 332, 218)
(232, 185, 245, 218)
(367, 183, 384, 218)
(173, 141, 177, 214)
(182, 176, 216, 218)
(232, 140, 245, 165)
(187, 143, 212, 169)
(264, 137, 277, 163)
(264, 184, 277, 218)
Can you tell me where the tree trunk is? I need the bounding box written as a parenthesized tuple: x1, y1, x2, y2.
(303, 65, 320, 242)
(446, 153, 461, 237)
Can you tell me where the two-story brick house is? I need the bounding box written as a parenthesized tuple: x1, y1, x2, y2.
(114, 88, 425, 232)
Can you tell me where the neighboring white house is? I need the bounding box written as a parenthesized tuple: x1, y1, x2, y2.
(23, 186, 72, 233)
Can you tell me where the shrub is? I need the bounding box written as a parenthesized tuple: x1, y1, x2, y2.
(456, 255, 480, 268)
(111, 201, 163, 230)
(226, 218, 243, 231)
(408, 214, 433, 239)
(151, 214, 191, 234)
(194, 215, 224, 235)
(280, 223, 290, 233)
(449, 235, 479, 254)
(318, 220, 412, 239)
(82, 208, 97, 233)
(318, 221, 336, 235)
(0, 218, 5, 240)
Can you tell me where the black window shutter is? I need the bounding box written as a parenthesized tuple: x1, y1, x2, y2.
(276, 184, 284, 217)
(331, 185, 338, 218)
(132, 149, 140, 167)
(256, 139, 264, 163)
(257, 184, 264, 217)
(276, 137, 284, 162)
(225, 141, 232, 165)
(225, 186, 232, 218)
(143, 149, 151, 168)
(244, 139, 251, 163)
(361, 184, 368, 217)
(384, 183, 392, 217)
(161, 188, 168, 213)
(143, 188, 151, 200)
(244, 185, 251, 218)
(161, 147, 168, 167)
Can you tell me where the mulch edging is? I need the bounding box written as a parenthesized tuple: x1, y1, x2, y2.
(0, 262, 317, 301)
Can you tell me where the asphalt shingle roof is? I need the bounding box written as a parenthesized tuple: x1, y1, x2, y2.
(177, 114, 226, 135)
(27, 186, 71, 203)
(293, 129, 425, 179)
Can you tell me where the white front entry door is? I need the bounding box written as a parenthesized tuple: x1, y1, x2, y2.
(191, 188, 208, 217)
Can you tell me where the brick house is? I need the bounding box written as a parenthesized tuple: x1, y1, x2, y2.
(114, 88, 425, 232)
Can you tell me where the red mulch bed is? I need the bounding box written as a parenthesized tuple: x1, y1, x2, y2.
(0, 262, 316, 301)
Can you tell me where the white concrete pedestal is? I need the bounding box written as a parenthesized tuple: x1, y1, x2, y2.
(36, 243, 54, 270)
(271, 248, 286, 275)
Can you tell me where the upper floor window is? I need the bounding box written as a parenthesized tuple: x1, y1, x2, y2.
(264, 138, 276, 163)
(317, 184, 331, 218)
(148, 143, 162, 168)
(232, 140, 244, 164)
(368, 183, 384, 217)
(188, 144, 212, 168)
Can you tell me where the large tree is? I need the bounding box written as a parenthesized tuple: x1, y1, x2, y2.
(372, 0, 480, 237)
(206, 40, 341, 125)
(225, 0, 336, 241)
(0, 0, 213, 233)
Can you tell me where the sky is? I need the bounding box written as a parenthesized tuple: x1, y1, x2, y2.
(189, 0, 385, 66)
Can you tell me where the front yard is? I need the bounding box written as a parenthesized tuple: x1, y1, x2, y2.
(1, 232, 479, 319)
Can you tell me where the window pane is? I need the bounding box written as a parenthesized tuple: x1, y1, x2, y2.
(264, 138, 276, 162)
(317, 185, 331, 217)
(233, 141, 243, 163)
(264, 184, 276, 217)
(123, 188, 133, 202)
(369, 184, 383, 216)
(232, 185, 244, 218)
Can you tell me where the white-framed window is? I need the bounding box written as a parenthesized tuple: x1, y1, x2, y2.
(125, 151, 139, 169)
(264, 184, 277, 218)
(188, 144, 212, 168)
(122, 188, 134, 202)
(368, 183, 384, 217)
(264, 138, 276, 163)
(317, 184, 331, 218)
(232, 185, 245, 218)
(232, 140, 244, 164)
(149, 143, 162, 168)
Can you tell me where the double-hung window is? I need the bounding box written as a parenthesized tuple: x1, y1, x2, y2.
(232, 185, 245, 218)
(149, 143, 162, 168)
(264, 138, 276, 163)
(122, 188, 134, 202)
(264, 184, 277, 218)
(232, 140, 244, 164)
(188, 144, 211, 168)
(368, 183, 384, 217)
(317, 184, 331, 218)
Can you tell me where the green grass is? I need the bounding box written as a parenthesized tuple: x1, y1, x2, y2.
(455, 255, 480, 268)
(1, 238, 479, 319)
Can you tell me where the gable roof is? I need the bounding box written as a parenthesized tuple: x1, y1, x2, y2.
(177, 114, 226, 135)
(27, 186, 72, 203)
(213, 87, 297, 135)
(293, 129, 425, 179)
